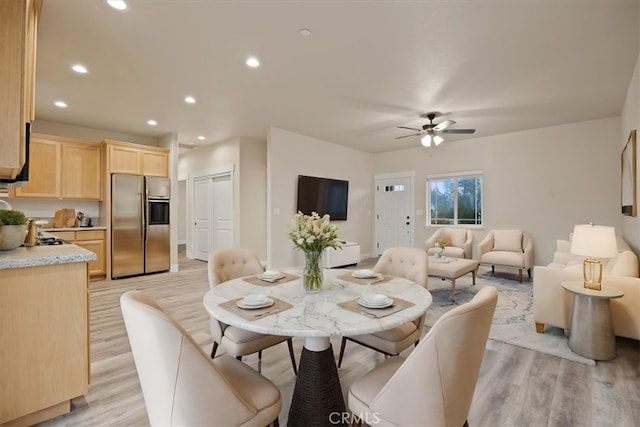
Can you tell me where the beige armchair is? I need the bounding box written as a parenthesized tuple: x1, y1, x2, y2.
(337, 247, 428, 367)
(120, 290, 282, 427)
(348, 286, 498, 427)
(425, 228, 473, 259)
(477, 230, 534, 282)
(208, 248, 297, 374)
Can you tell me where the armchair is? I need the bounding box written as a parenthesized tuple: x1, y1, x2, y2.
(477, 230, 533, 282)
(425, 228, 473, 259)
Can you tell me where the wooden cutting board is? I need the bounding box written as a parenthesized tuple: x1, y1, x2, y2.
(54, 208, 76, 228)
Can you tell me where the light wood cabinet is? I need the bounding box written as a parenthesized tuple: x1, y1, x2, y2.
(104, 140, 169, 177)
(12, 134, 103, 200)
(0, 261, 89, 425)
(49, 230, 107, 280)
(0, 0, 41, 181)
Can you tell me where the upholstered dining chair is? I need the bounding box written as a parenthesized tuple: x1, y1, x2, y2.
(348, 286, 498, 427)
(425, 228, 473, 259)
(337, 247, 429, 368)
(120, 290, 282, 427)
(208, 248, 297, 374)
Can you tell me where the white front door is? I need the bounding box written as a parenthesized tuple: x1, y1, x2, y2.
(193, 177, 213, 261)
(374, 173, 414, 256)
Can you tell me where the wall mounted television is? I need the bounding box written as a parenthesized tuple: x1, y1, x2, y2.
(296, 175, 349, 221)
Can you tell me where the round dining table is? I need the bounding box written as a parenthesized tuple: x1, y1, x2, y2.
(203, 268, 432, 426)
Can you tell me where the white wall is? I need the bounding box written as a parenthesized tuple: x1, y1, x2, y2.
(177, 179, 187, 244)
(238, 138, 267, 258)
(621, 51, 640, 255)
(374, 117, 622, 266)
(267, 127, 374, 269)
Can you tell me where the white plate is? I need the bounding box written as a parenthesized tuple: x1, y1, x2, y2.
(357, 297, 393, 309)
(259, 271, 285, 280)
(241, 294, 269, 306)
(236, 297, 275, 310)
(352, 269, 377, 279)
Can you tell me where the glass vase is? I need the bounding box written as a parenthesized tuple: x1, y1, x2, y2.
(303, 250, 323, 292)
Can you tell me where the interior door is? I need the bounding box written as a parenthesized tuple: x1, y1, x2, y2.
(375, 175, 413, 256)
(193, 177, 213, 261)
(212, 175, 233, 251)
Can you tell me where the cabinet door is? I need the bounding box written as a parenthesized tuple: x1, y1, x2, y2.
(142, 150, 168, 177)
(61, 144, 102, 200)
(74, 239, 106, 279)
(13, 139, 61, 198)
(109, 145, 141, 175)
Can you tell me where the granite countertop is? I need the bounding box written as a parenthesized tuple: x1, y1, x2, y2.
(44, 226, 107, 232)
(0, 237, 97, 270)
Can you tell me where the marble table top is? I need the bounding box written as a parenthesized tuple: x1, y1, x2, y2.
(203, 269, 432, 338)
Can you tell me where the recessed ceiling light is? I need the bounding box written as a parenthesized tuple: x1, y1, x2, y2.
(107, 1, 127, 10)
(54, 100, 67, 108)
(184, 96, 196, 104)
(197, 136, 205, 141)
(246, 57, 260, 68)
(147, 119, 157, 126)
(71, 64, 88, 74)
(300, 29, 311, 36)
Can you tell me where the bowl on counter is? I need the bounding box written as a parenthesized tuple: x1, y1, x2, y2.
(0, 224, 27, 250)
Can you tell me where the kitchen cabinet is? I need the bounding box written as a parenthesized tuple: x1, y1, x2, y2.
(49, 229, 107, 280)
(0, 261, 89, 425)
(103, 140, 169, 177)
(12, 134, 102, 200)
(0, 0, 42, 181)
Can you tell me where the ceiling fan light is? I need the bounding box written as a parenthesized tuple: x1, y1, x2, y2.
(433, 135, 444, 145)
(421, 134, 432, 147)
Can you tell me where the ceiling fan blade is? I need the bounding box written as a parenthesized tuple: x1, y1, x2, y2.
(394, 133, 422, 139)
(396, 126, 422, 131)
(433, 119, 455, 131)
(442, 129, 476, 134)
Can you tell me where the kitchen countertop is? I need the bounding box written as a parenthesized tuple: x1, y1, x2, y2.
(0, 236, 97, 270)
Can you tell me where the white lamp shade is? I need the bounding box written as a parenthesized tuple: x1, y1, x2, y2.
(421, 134, 432, 147)
(433, 135, 444, 145)
(570, 224, 618, 258)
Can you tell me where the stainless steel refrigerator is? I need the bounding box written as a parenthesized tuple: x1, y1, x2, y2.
(111, 174, 170, 278)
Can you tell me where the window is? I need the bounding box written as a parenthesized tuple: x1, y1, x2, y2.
(427, 172, 482, 226)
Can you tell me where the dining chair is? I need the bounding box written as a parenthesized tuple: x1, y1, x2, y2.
(120, 290, 282, 427)
(337, 247, 429, 367)
(208, 248, 297, 374)
(348, 286, 498, 427)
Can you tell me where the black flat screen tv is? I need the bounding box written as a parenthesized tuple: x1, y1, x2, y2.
(296, 175, 349, 220)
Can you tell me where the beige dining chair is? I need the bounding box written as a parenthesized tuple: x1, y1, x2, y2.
(337, 247, 429, 367)
(208, 248, 297, 374)
(348, 286, 498, 427)
(120, 290, 282, 427)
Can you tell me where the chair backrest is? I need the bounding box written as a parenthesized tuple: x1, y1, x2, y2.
(120, 290, 258, 426)
(208, 247, 264, 288)
(373, 247, 429, 288)
(367, 286, 498, 427)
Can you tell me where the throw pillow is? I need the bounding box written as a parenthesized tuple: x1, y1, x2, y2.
(493, 230, 523, 252)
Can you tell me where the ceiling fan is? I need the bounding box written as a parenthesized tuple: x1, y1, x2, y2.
(395, 112, 476, 147)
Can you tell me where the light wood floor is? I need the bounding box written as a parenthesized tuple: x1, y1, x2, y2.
(39, 247, 639, 427)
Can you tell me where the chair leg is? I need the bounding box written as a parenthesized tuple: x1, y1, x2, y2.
(337, 337, 348, 368)
(518, 268, 523, 283)
(236, 355, 242, 361)
(528, 268, 532, 278)
(286, 338, 298, 374)
(491, 265, 495, 274)
(258, 350, 262, 373)
(210, 341, 218, 359)
(535, 322, 545, 333)
(463, 420, 469, 427)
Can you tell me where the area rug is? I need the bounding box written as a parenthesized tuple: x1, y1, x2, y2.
(424, 270, 596, 366)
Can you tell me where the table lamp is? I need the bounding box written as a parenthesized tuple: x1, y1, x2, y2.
(570, 224, 618, 290)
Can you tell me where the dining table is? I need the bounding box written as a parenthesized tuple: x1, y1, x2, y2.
(203, 268, 432, 426)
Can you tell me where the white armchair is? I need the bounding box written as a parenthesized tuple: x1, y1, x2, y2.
(425, 228, 473, 259)
(477, 230, 534, 282)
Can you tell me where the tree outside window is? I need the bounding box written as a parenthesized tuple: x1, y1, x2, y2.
(428, 174, 482, 226)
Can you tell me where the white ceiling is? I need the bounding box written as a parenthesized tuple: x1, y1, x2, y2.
(35, 0, 639, 154)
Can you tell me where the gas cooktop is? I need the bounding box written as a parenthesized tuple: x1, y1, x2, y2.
(37, 237, 68, 246)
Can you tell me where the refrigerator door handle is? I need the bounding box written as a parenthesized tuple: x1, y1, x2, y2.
(142, 194, 147, 243)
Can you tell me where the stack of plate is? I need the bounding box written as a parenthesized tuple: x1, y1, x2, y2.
(236, 294, 274, 309)
(357, 293, 393, 309)
(351, 269, 378, 279)
(259, 270, 285, 280)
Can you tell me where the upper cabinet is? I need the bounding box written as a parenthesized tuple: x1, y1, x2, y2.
(0, 0, 42, 180)
(12, 134, 102, 200)
(103, 140, 169, 177)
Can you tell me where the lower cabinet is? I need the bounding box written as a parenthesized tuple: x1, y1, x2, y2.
(49, 230, 106, 280)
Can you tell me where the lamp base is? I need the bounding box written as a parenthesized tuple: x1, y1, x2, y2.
(583, 281, 602, 291)
(583, 258, 603, 291)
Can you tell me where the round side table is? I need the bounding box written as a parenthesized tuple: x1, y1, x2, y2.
(561, 281, 624, 360)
